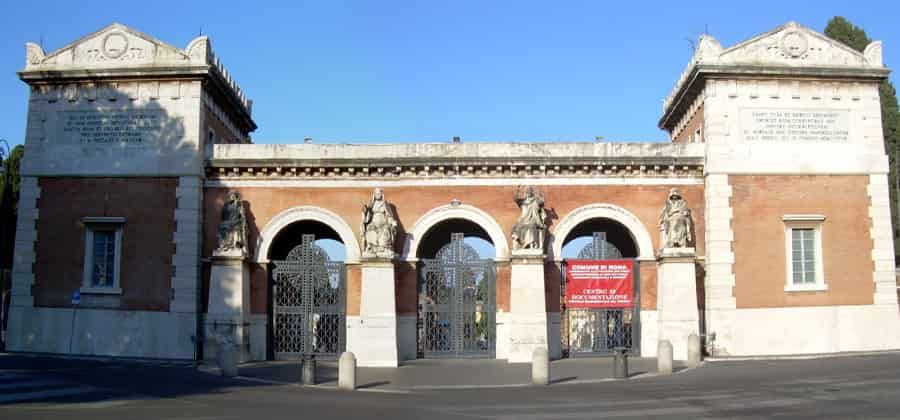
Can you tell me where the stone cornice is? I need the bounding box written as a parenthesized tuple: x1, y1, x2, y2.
(20, 22, 256, 134)
(206, 142, 705, 179)
(659, 64, 889, 131)
(659, 21, 889, 132)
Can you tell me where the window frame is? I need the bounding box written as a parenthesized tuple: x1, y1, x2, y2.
(81, 216, 125, 295)
(782, 214, 827, 292)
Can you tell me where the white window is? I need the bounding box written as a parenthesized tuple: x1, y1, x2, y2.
(81, 217, 124, 294)
(783, 215, 826, 292)
(694, 127, 702, 143)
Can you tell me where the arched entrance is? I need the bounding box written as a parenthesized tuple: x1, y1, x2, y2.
(560, 217, 641, 356)
(267, 219, 347, 360)
(416, 218, 497, 358)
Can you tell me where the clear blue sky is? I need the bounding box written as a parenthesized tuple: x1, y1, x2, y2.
(1, 0, 897, 147)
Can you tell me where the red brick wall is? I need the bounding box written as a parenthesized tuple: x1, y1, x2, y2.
(639, 262, 658, 310)
(673, 103, 704, 144)
(35, 178, 177, 311)
(731, 175, 874, 308)
(204, 107, 242, 145)
(205, 184, 704, 315)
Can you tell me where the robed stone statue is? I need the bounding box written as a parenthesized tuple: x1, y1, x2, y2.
(361, 188, 398, 258)
(659, 188, 694, 250)
(511, 185, 547, 251)
(216, 191, 247, 255)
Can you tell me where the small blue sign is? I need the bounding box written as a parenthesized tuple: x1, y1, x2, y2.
(71, 291, 81, 305)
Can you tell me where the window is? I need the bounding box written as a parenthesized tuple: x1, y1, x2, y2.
(783, 215, 826, 292)
(81, 217, 124, 294)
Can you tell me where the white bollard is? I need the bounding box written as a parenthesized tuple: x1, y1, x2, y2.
(658, 340, 673, 375)
(338, 352, 357, 391)
(218, 344, 238, 378)
(532, 347, 550, 385)
(687, 333, 702, 368)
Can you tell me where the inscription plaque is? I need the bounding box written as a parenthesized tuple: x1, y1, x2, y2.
(740, 109, 849, 142)
(59, 110, 163, 145)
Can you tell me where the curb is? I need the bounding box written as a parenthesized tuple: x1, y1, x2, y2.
(194, 361, 706, 392)
(705, 349, 900, 362)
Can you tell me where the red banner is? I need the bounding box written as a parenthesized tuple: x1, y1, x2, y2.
(565, 259, 634, 308)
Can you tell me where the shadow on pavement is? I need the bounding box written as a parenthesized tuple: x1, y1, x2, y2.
(0, 353, 276, 406)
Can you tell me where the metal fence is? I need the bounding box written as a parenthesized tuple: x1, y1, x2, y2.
(418, 233, 496, 358)
(271, 235, 346, 360)
(560, 232, 641, 357)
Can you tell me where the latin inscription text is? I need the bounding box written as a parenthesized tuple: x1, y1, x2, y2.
(61, 111, 162, 145)
(741, 109, 849, 142)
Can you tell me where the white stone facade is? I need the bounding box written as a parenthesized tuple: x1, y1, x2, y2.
(8, 21, 900, 365)
(662, 22, 900, 357)
(8, 177, 39, 309)
(6, 23, 251, 360)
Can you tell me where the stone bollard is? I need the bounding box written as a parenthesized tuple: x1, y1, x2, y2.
(532, 347, 550, 385)
(658, 340, 673, 375)
(338, 352, 357, 391)
(218, 343, 239, 378)
(612, 347, 629, 379)
(687, 333, 702, 368)
(301, 355, 317, 385)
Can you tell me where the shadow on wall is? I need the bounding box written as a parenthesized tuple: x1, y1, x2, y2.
(389, 201, 407, 256)
(32, 92, 196, 310)
(16, 86, 207, 359)
(25, 84, 200, 176)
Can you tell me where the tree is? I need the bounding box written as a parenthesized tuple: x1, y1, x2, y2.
(0, 145, 24, 270)
(826, 17, 900, 261)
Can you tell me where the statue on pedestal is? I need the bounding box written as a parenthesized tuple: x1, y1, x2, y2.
(659, 188, 694, 250)
(361, 188, 398, 258)
(511, 186, 547, 251)
(215, 191, 247, 256)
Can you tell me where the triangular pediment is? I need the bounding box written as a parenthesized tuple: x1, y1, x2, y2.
(26, 23, 207, 70)
(715, 22, 872, 67)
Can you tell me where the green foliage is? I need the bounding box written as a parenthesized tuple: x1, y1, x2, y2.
(0, 145, 23, 269)
(824, 17, 871, 52)
(826, 17, 900, 260)
(0, 145, 24, 211)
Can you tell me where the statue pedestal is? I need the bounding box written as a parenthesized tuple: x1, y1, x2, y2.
(657, 247, 700, 361)
(347, 257, 399, 367)
(205, 250, 251, 363)
(507, 249, 549, 363)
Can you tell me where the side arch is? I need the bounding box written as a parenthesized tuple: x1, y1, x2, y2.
(402, 204, 510, 262)
(551, 203, 655, 262)
(255, 206, 361, 263)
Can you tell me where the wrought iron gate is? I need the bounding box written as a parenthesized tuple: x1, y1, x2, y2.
(271, 234, 346, 360)
(418, 233, 496, 358)
(563, 232, 640, 356)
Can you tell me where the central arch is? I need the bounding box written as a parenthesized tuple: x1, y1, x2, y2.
(403, 204, 510, 262)
(551, 203, 655, 262)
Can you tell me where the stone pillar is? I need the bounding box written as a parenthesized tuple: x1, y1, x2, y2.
(656, 248, 700, 361)
(347, 258, 399, 367)
(507, 250, 548, 363)
(205, 251, 251, 363)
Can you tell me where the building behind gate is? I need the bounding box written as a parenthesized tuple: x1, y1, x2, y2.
(6, 21, 900, 363)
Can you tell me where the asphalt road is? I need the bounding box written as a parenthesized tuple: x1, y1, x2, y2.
(2, 352, 900, 419)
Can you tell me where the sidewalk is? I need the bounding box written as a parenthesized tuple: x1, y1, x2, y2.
(231, 357, 687, 390)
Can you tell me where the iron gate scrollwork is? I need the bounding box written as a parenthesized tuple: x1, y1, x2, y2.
(272, 234, 346, 359)
(418, 233, 496, 358)
(564, 232, 641, 356)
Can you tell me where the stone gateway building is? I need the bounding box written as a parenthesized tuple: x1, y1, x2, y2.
(6, 22, 900, 365)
